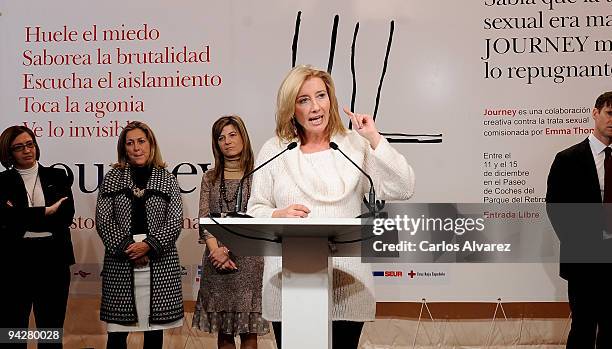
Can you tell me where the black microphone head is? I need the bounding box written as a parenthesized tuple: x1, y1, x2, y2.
(329, 141, 338, 150)
(287, 142, 298, 150)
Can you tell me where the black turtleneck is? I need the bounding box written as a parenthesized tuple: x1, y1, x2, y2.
(131, 166, 152, 236)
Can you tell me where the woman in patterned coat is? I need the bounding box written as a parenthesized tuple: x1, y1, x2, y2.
(96, 121, 184, 349)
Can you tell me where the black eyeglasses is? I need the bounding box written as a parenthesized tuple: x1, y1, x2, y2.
(11, 141, 35, 153)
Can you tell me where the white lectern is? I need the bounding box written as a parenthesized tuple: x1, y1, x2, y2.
(199, 217, 365, 349)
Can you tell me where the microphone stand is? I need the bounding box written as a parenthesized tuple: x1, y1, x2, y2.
(329, 141, 383, 218)
(231, 141, 298, 217)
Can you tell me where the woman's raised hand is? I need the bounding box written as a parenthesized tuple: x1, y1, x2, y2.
(343, 107, 381, 149)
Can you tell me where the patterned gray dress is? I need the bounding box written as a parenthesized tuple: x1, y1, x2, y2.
(192, 171, 269, 335)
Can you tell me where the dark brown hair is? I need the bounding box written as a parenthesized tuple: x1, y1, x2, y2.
(210, 115, 254, 182)
(0, 126, 40, 169)
(595, 91, 612, 110)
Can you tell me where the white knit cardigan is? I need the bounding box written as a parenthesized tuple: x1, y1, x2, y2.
(247, 130, 415, 321)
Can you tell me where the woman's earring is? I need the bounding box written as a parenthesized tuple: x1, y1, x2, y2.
(291, 117, 298, 135)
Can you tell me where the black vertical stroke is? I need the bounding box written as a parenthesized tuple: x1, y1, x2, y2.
(348, 22, 360, 130)
(373, 20, 394, 121)
(327, 15, 339, 73)
(292, 11, 302, 67)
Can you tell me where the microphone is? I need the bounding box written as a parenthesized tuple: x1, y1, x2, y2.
(329, 141, 377, 217)
(232, 141, 298, 215)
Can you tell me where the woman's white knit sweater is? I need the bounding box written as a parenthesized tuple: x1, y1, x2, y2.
(247, 130, 415, 321)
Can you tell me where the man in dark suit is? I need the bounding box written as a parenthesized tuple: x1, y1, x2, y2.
(547, 91, 612, 349)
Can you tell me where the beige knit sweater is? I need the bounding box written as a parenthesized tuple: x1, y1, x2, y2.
(247, 130, 415, 321)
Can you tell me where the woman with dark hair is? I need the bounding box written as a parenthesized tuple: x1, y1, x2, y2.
(192, 115, 269, 349)
(96, 121, 183, 349)
(0, 125, 75, 349)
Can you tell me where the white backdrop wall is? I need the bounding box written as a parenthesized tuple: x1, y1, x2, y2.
(1, 0, 610, 302)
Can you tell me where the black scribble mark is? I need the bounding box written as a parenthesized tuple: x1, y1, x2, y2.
(382, 132, 443, 137)
(291, 12, 442, 144)
(349, 22, 359, 130)
(381, 136, 442, 143)
(381, 132, 443, 142)
(291, 11, 302, 68)
(327, 15, 339, 73)
(373, 20, 394, 122)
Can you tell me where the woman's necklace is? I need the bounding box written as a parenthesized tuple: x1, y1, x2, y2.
(218, 170, 239, 212)
(133, 186, 145, 198)
(131, 167, 149, 199)
(26, 172, 39, 206)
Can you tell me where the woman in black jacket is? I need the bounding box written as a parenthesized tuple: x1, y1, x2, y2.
(0, 125, 75, 349)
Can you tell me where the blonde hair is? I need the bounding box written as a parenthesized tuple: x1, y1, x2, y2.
(113, 121, 166, 169)
(275, 65, 347, 143)
(210, 115, 254, 182)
